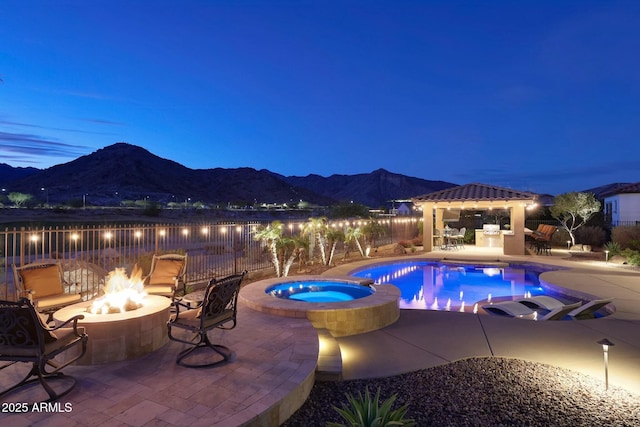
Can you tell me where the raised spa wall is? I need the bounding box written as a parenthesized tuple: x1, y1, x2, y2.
(239, 275, 401, 337)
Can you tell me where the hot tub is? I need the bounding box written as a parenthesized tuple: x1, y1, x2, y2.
(240, 276, 400, 337)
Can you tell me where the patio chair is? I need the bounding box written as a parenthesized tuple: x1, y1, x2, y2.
(482, 300, 582, 320)
(12, 262, 82, 322)
(167, 270, 246, 368)
(143, 253, 188, 298)
(514, 295, 566, 310)
(568, 298, 614, 320)
(540, 301, 583, 320)
(0, 298, 88, 402)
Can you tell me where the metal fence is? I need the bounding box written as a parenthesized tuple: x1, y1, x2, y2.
(1, 217, 421, 301)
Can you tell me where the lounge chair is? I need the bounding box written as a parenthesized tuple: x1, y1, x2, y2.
(12, 262, 82, 322)
(568, 298, 614, 320)
(514, 295, 566, 310)
(482, 301, 537, 317)
(539, 301, 582, 320)
(0, 298, 88, 402)
(538, 301, 582, 320)
(482, 300, 582, 321)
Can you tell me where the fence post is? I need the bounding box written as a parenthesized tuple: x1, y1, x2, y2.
(19, 227, 26, 266)
(154, 224, 160, 254)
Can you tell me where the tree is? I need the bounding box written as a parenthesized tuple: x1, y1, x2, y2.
(362, 218, 386, 252)
(331, 202, 369, 219)
(8, 192, 31, 207)
(253, 221, 304, 277)
(344, 226, 365, 258)
(550, 192, 601, 246)
(325, 227, 345, 266)
(253, 221, 285, 277)
(302, 217, 329, 265)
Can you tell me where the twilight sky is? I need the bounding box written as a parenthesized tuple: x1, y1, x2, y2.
(1, 1, 639, 195)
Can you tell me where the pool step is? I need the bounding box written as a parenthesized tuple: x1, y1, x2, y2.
(315, 328, 342, 381)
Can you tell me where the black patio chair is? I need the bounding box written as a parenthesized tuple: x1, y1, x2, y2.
(0, 298, 88, 402)
(167, 271, 246, 368)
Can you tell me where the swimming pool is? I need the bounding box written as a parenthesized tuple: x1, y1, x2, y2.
(351, 260, 563, 311)
(266, 281, 374, 302)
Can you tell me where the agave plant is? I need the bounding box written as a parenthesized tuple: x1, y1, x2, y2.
(327, 387, 415, 427)
(603, 241, 621, 257)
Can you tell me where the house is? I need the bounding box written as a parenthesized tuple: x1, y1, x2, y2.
(601, 182, 640, 226)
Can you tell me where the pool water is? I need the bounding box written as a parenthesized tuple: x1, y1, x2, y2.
(266, 281, 374, 303)
(351, 261, 561, 310)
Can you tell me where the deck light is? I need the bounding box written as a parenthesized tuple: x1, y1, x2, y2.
(597, 338, 615, 390)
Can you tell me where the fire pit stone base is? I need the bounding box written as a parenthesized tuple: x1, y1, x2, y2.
(53, 295, 171, 365)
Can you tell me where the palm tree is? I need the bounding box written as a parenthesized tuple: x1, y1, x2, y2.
(325, 227, 345, 266)
(363, 218, 386, 253)
(302, 217, 329, 265)
(344, 226, 365, 258)
(280, 235, 307, 277)
(253, 221, 284, 277)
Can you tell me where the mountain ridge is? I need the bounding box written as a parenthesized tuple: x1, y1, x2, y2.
(0, 143, 457, 207)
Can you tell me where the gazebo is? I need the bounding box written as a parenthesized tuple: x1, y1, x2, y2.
(412, 183, 538, 255)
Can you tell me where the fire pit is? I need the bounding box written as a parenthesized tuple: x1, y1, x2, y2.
(53, 267, 171, 365)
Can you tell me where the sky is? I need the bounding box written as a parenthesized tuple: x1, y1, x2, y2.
(1, 1, 639, 196)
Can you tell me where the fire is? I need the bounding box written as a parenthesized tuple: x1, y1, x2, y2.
(88, 265, 148, 314)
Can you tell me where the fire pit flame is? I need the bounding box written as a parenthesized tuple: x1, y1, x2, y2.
(88, 265, 148, 314)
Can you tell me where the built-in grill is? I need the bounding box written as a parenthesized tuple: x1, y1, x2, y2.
(483, 224, 500, 235)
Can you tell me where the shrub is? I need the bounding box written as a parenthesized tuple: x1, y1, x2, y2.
(328, 387, 415, 427)
(611, 225, 640, 250)
(603, 241, 621, 257)
(575, 226, 607, 247)
(551, 227, 571, 247)
(621, 249, 640, 266)
(398, 240, 413, 248)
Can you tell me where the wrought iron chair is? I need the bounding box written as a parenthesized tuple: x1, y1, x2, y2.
(12, 262, 82, 322)
(143, 253, 188, 299)
(0, 298, 88, 402)
(167, 270, 246, 368)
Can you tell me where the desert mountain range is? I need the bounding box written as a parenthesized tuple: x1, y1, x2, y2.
(0, 143, 457, 207)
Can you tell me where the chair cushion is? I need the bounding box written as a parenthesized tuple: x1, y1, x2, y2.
(145, 284, 175, 297)
(19, 265, 64, 298)
(35, 293, 82, 311)
(148, 259, 184, 285)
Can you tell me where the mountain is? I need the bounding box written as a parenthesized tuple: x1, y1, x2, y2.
(280, 169, 455, 208)
(0, 163, 39, 187)
(1, 143, 457, 207)
(4, 143, 332, 206)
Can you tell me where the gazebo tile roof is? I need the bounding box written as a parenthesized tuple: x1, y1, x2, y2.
(412, 183, 538, 203)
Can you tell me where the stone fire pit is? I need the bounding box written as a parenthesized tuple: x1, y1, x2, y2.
(53, 295, 171, 365)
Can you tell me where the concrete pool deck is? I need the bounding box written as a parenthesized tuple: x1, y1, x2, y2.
(325, 249, 640, 395)
(1, 247, 638, 426)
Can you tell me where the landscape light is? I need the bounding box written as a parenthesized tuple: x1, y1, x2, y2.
(566, 240, 571, 249)
(605, 250, 610, 263)
(597, 338, 615, 391)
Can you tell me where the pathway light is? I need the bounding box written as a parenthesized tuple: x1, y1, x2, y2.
(597, 338, 615, 390)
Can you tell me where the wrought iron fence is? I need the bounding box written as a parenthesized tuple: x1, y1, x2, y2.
(0, 217, 421, 300)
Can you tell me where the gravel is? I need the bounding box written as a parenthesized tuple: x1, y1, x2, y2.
(282, 357, 640, 427)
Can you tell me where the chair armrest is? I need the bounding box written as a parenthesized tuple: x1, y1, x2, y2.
(51, 314, 85, 336)
(170, 299, 199, 319)
(20, 289, 35, 302)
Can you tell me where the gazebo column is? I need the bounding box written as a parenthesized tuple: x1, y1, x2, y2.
(503, 204, 526, 255)
(435, 208, 444, 232)
(422, 202, 435, 252)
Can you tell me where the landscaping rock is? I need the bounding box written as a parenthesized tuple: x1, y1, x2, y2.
(283, 357, 640, 427)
